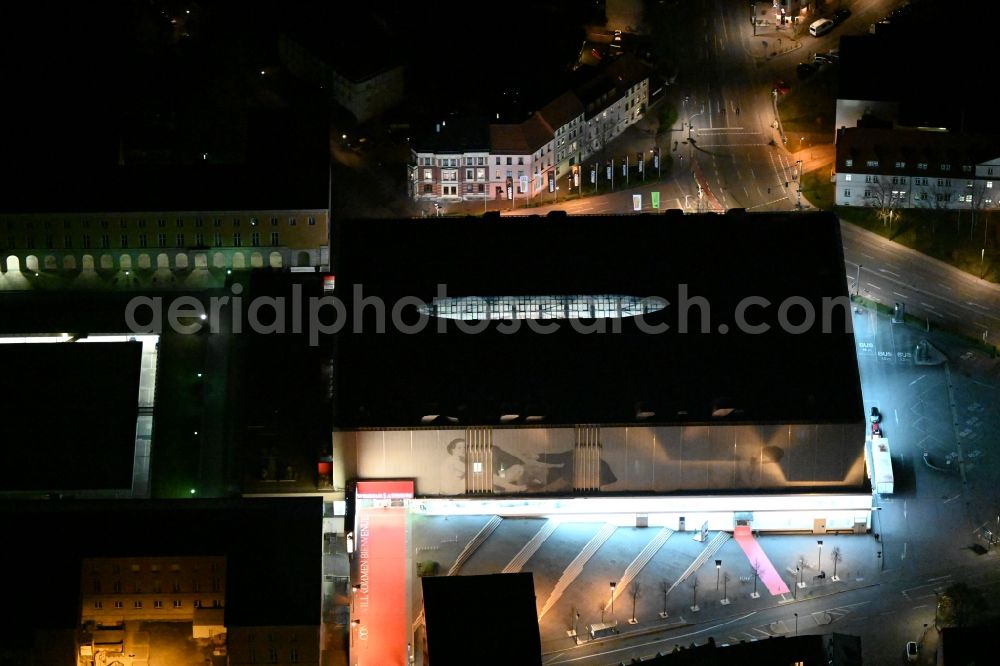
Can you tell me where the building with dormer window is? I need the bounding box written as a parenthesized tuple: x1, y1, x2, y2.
(834, 128, 1000, 213)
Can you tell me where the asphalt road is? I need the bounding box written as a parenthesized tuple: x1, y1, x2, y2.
(841, 221, 1000, 346)
(492, 0, 1000, 348)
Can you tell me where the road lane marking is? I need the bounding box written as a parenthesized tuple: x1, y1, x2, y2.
(892, 292, 908, 299)
(867, 283, 881, 290)
(920, 302, 937, 310)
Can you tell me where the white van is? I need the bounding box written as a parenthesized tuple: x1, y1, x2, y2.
(809, 18, 834, 36)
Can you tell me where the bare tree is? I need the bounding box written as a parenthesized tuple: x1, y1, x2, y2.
(966, 179, 993, 240)
(912, 177, 952, 234)
(864, 175, 904, 227)
(831, 546, 843, 580)
(659, 579, 670, 617)
(630, 582, 642, 623)
(690, 577, 700, 611)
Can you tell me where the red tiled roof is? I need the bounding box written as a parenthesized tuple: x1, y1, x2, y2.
(490, 116, 553, 155)
(537, 91, 584, 131)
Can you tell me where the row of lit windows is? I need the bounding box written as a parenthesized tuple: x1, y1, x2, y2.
(5, 217, 316, 232)
(5, 232, 280, 250)
(416, 156, 487, 167)
(93, 578, 222, 593)
(844, 174, 998, 190)
(555, 116, 584, 135)
(418, 121, 647, 170)
(92, 598, 222, 609)
(844, 158, 983, 173)
(842, 189, 961, 203)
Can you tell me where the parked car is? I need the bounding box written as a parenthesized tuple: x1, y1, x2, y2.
(796, 62, 818, 79)
(833, 8, 852, 24)
(813, 52, 836, 65)
(871, 420, 882, 437)
(809, 17, 835, 36)
(906, 641, 918, 662)
(870, 406, 881, 423)
(773, 79, 791, 94)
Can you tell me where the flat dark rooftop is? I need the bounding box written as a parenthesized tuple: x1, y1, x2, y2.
(332, 211, 863, 429)
(0, 165, 328, 215)
(0, 340, 142, 491)
(422, 572, 541, 666)
(0, 498, 321, 632)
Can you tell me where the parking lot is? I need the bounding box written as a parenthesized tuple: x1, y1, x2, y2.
(851, 303, 1000, 571)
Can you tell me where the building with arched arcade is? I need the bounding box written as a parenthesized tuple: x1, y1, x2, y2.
(1, 209, 329, 276)
(0, 167, 331, 282)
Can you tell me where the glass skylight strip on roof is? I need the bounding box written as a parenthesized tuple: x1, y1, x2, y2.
(418, 295, 667, 320)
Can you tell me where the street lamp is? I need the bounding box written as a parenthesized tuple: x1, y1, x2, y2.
(609, 581, 617, 618)
(687, 110, 705, 140)
(350, 619, 360, 647)
(817, 540, 823, 572)
(794, 612, 799, 636)
(795, 160, 803, 209)
(874, 506, 885, 571)
(715, 560, 722, 591)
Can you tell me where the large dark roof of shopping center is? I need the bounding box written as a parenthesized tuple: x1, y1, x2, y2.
(332, 211, 864, 429)
(0, 165, 329, 214)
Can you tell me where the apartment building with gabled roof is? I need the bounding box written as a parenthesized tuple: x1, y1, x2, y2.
(407, 55, 651, 204)
(834, 127, 1000, 213)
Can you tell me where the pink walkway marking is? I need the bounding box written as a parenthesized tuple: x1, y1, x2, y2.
(733, 526, 790, 595)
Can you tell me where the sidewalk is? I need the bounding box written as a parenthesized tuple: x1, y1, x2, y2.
(745, 18, 807, 63)
(537, 530, 884, 649)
